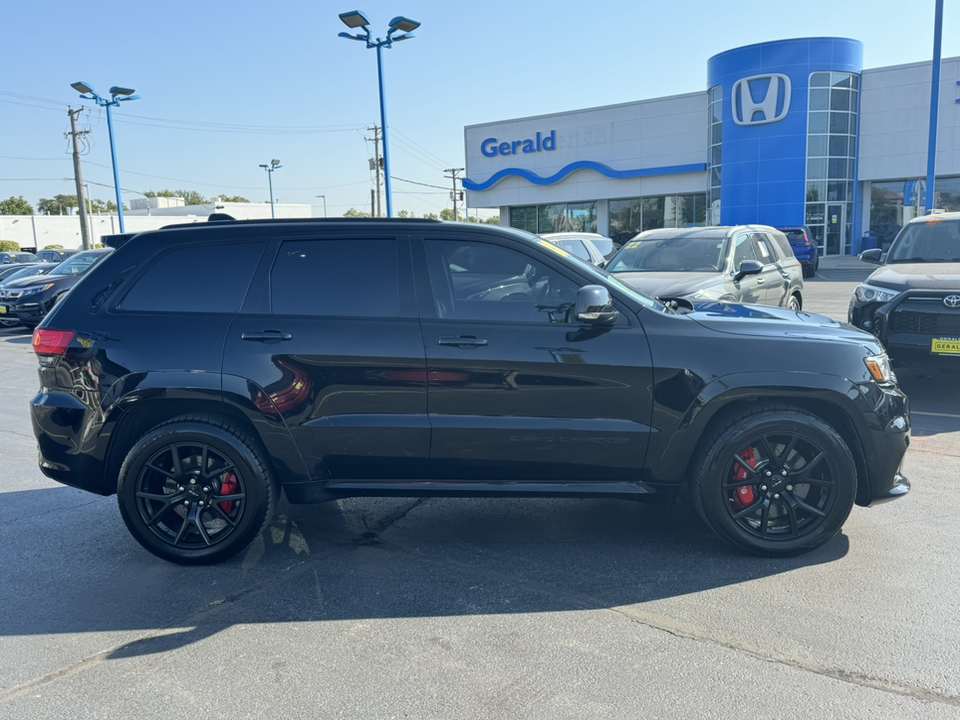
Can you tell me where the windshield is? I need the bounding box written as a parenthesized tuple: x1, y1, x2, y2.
(888, 219, 960, 263)
(608, 235, 728, 273)
(48, 251, 107, 276)
(3, 253, 39, 264)
(2, 266, 51, 284)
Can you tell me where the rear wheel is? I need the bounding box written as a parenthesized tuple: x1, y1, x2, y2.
(690, 406, 856, 556)
(118, 415, 277, 565)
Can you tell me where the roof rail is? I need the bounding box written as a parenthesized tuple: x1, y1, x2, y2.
(207, 212, 237, 222)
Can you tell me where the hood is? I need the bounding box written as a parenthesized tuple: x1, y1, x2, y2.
(867, 263, 960, 291)
(611, 271, 724, 299)
(688, 301, 882, 350)
(3, 274, 63, 290)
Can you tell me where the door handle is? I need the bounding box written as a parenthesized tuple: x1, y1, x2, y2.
(755, 278, 765, 285)
(438, 335, 488, 348)
(241, 330, 293, 343)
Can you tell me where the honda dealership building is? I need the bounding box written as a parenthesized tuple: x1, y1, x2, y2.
(463, 37, 960, 256)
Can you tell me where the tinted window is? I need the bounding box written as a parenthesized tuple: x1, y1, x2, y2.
(425, 240, 579, 323)
(120, 243, 263, 313)
(271, 239, 399, 317)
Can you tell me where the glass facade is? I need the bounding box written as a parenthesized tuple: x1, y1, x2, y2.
(805, 72, 859, 256)
(608, 193, 707, 243)
(508, 202, 597, 234)
(869, 176, 960, 249)
(706, 85, 722, 226)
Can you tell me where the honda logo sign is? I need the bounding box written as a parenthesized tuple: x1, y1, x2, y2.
(732, 74, 791, 126)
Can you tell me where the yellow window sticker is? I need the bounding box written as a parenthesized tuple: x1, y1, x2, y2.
(538, 240, 569, 257)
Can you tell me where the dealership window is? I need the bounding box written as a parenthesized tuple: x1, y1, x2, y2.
(507, 201, 597, 234)
(869, 177, 960, 249)
(706, 85, 722, 225)
(806, 72, 859, 256)
(608, 193, 707, 242)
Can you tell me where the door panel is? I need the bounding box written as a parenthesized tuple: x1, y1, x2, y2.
(416, 236, 654, 482)
(223, 235, 429, 481)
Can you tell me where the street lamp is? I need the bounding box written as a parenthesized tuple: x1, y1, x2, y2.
(316, 194, 327, 217)
(70, 81, 140, 233)
(338, 10, 420, 218)
(259, 160, 281, 218)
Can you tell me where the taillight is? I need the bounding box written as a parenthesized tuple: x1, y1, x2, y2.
(802, 231, 813, 246)
(32, 328, 75, 357)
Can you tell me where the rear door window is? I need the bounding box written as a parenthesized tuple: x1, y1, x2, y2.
(270, 238, 399, 317)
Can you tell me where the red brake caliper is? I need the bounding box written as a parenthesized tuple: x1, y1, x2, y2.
(733, 447, 758, 509)
(219, 472, 239, 514)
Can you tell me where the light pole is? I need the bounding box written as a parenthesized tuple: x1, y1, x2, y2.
(70, 82, 140, 233)
(338, 10, 420, 218)
(316, 195, 327, 217)
(259, 160, 281, 218)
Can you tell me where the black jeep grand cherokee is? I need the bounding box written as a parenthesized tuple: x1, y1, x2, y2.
(30, 218, 910, 564)
(850, 212, 960, 368)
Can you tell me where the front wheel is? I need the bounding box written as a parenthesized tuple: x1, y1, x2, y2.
(786, 294, 801, 311)
(118, 415, 277, 565)
(689, 406, 856, 556)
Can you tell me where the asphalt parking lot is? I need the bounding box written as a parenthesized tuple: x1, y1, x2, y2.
(1, 259, 959, 719)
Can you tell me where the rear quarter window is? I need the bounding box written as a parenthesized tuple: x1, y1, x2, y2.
(118, 242, 265, 313)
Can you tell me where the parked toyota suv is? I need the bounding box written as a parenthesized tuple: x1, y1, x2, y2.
(850, 212, 960, 368)
(31, 218, 910, 564)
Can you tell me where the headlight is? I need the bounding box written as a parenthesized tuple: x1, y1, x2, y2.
(854, 283, 898, 304)
(864, 353, 895, 384)
(18, 283, 54, 298)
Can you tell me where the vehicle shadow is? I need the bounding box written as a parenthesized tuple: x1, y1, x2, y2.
(0, 487, 848, 659)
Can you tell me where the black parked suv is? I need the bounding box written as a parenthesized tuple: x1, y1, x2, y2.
(30, 218, 910, 564)
(0, 248, 112, 328)
(850, 212, 960, 368)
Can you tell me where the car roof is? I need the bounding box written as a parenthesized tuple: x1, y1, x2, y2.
(907, 211, 960, 224)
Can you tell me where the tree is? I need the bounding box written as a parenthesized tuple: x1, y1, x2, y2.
(217, 195, 250, 203)
(143, 189, 177, 198)
(0, 196, 34, 215)
(343, 208, 372, 217)
(37, 194, 78, 215)
(176, 189, 207, 205)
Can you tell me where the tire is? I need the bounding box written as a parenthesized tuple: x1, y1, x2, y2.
(0, 318, 19, 328)
(803, 264, 815, 279)
(786, 294, 801, 311)
(689, 405, 856, 556)
(117, 415, 278, 565)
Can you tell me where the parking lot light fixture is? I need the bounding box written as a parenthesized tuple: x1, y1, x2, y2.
(338, 9, 420, 218)
(70, 81, 140, 233)
(260, 161, 282, 218)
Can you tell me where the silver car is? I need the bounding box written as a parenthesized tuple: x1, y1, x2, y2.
(606, 225, 804, 310)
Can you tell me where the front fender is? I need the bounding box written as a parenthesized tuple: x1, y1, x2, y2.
(648, 370, 874, 487)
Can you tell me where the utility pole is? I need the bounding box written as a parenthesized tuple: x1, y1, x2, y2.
(367, 125, 383, 217)
(66, 108, 92, 250)
(444, 168, 465, 221)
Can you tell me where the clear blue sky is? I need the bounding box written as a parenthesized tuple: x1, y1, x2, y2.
(1, 0, 956, 218)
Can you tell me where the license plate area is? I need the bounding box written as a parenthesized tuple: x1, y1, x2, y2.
(932, 337, 960, 354)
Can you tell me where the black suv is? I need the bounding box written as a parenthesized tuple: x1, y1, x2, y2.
(0, 248, 112, 328)
(30, 218, 910, 564)
(850, 212, 960, 368)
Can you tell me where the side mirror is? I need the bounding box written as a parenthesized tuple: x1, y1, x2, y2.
(575, 285, 619, 325)
(859, 248, 883, 264)
(734, 259, 763, 281)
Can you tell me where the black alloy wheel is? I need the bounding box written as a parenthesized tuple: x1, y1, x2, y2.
(690, 406, 856, 556)
(118, 415, 276, 564)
